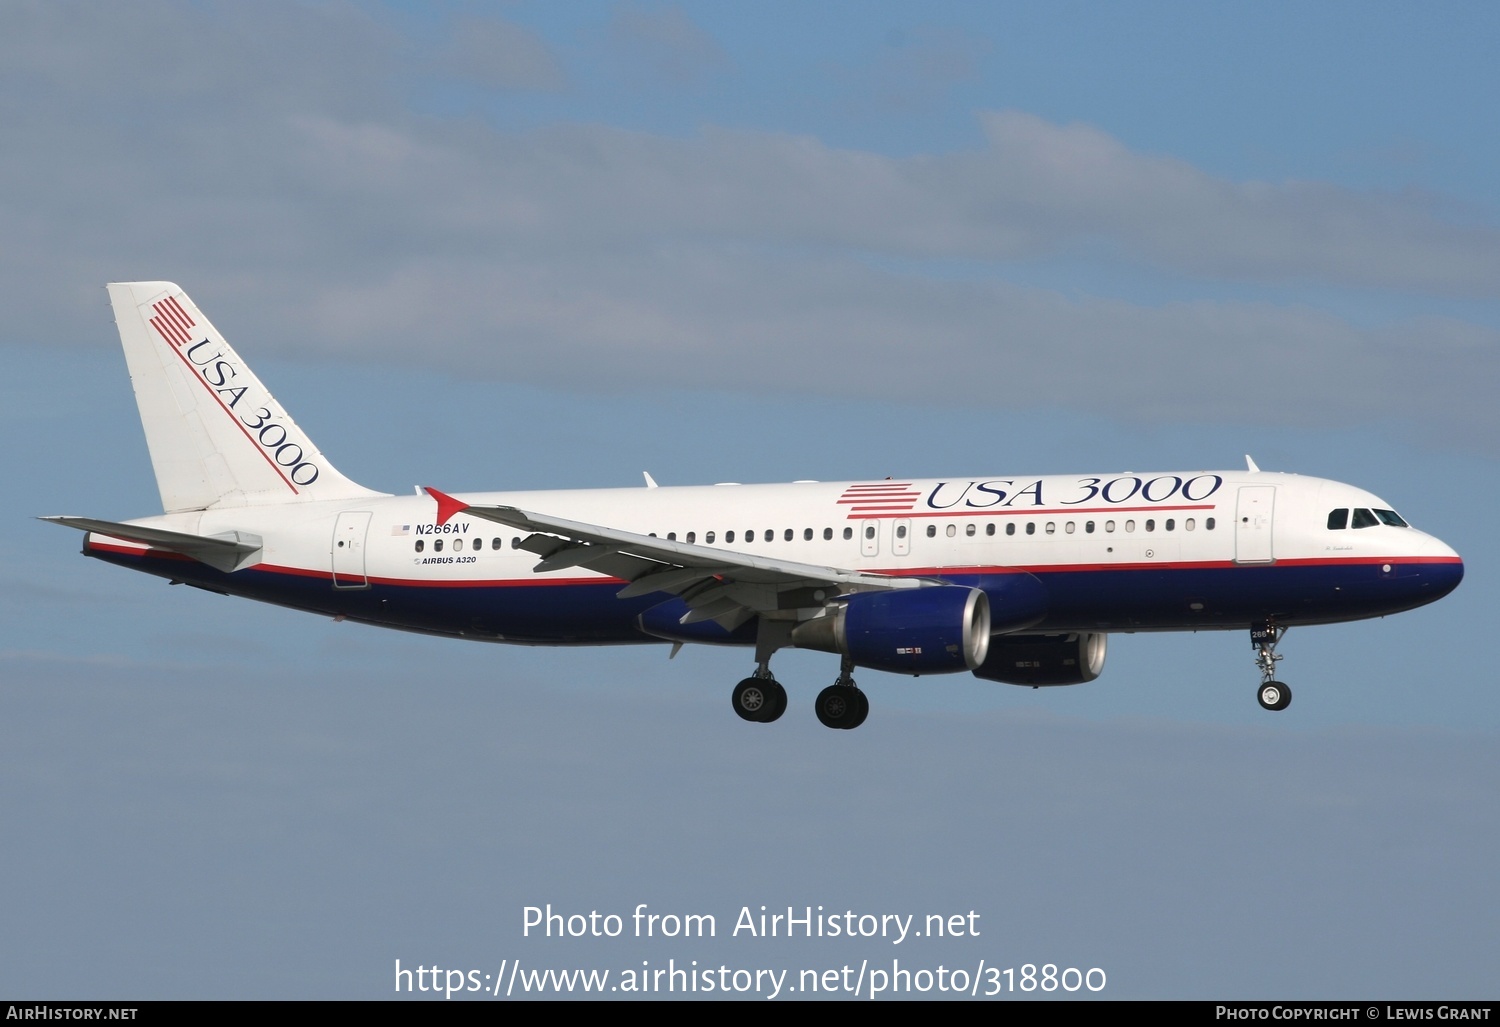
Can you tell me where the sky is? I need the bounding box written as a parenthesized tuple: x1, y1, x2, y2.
(2, 0, 1497, 1001)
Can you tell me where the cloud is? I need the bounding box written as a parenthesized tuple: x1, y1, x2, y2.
(439, 15, 568, 93)
(297, 252, 1499, 448)
(835, 25, 993, 115)
(2, 1, 1496, 452)
(605, 2, 732, 86)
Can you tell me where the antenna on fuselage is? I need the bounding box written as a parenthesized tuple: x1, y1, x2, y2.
(1245, 455, 1261, 473)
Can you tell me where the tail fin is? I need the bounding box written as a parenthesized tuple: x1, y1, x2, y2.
(107, 281, 384, 513)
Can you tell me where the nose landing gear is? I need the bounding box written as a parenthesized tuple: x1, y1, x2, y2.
(1252, 621, 1292, 711)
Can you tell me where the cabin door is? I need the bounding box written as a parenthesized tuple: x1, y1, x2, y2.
(332, 511, 373, 589)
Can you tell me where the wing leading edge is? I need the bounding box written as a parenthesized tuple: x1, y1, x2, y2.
(425, 488, 930, 630)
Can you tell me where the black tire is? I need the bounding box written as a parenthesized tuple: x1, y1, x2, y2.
(1258, 680, 1291, 712)
(845, 688, 869, 730)
(815, 684, 861, 730)
(732, 677, 772, 722)
(760, 680, 788, 723)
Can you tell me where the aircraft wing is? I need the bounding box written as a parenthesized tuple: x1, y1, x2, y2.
(40, 516, 264, 574)
(428, 488, 929, 629)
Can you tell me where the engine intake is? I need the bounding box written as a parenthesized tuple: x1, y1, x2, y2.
(792, 586, 991, 675)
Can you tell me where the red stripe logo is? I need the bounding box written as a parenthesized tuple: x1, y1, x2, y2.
(149, 295, 196, 347)
(838, 482, 919, 513)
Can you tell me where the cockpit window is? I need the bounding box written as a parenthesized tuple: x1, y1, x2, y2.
(1374, 509, 1409, 527)
(1327, 509, 1348, 530)
(1351, 508, 1379, 529)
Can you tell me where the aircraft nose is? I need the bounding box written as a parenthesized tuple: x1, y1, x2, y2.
(1420, 534, 1464, 598)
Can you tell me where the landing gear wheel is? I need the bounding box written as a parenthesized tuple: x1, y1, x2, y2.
(732, 677, 787, 723)
(1257, 680, 1292, 712)
(815, 684, 867, 730)
(761, 680, 788, 723)
(733, 677, 771, 722)
(847, 688, 869, 729)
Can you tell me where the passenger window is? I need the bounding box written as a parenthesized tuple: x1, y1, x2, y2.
(1125, 520, 1136, 532)
(1044, 522, 1055, 535)
(765, 529, 774, 542)
(1165, 519, 1175, 531)
(1351, 508, 1379, 529)
(804, 528, 813, 541)
(864, 526, 875, 540)
(946, 524, 957, 537)
(1185, 519, 1195, 531)
(686, 532, 695, 544)
(745, 530, 753, 543)
(784, 528, 793, 542)
(1145, 519, 1155, 532)
(511, 537, 521, 548)
(1206, 517, 1216, 530)
(1026, 522, 1035, 535)
(896, 525, 907, 539)
(926, 524, 936, 538)
(986, 523, 995, 536)
(492, 538, 502, 550)
(823, 527, 832, 540)
(434, 538, 444, 552)
(1105, 520, 1115, 532)
(843, 527, 853, 540)
(1006, 523, 1015, 536)
(453, 538, 464, 552)
(1085, 521, 1095, 533)
(966, 523, 976, 537)
(415, 539, 424, 553)
(705, 531, 715, 544)
(1327, 509, 1349, 530)
(667, 532, 676, 541)
(1065, 522, 1075, 534)
(726, 530, 735, 543)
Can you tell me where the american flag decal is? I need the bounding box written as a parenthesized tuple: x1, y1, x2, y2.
(149, 295, 195, 347)
(391, 524, 411, 536)
(837, 482, 921, 514)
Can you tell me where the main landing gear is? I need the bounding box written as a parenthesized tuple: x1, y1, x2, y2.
(814, 657, 868, 731)
(731, 673, 788, 723)
(1252, 621, 1292, 712)
(729, 651, 869, 730)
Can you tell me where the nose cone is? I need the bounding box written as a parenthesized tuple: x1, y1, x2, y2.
(1413, 531, 1464, 602)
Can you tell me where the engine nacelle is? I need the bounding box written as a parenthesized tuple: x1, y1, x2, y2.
(792, 586, 991, 675)
(972, 632, 1107, 686)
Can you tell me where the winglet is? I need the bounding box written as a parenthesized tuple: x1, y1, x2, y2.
(424, 487, 469, 525)
(643, 471, 659, 489)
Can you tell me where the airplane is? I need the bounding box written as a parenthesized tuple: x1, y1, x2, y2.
(44, 282, 1464, 729)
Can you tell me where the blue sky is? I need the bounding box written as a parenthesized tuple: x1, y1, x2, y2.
(2, 0, 1496, 1000)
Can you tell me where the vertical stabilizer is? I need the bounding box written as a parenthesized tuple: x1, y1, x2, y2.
(108, 281, 384, 512)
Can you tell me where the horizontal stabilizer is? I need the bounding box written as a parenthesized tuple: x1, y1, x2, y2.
(41, 516, 263, 573)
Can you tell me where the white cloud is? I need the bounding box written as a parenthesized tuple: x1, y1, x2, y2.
(440, 15, 568, 93)
(605, 2, 732, 86)
(1, 1, 1495, 452)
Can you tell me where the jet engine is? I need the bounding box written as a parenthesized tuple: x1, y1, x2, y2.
(972, 632, 1107, 686)
(792, 585, 991, 674)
